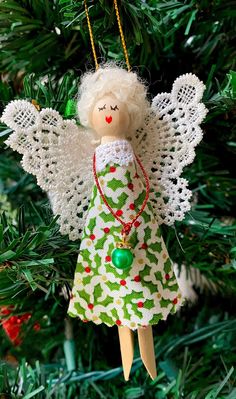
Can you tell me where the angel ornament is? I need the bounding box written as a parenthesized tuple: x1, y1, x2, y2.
(1, 65, 207, 380)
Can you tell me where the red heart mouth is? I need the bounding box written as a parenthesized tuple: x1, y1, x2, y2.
(105, 116, 112, 124)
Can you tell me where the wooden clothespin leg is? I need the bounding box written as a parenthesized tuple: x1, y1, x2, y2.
(137, 326, 157, 380)
(118, 326, 134, 381)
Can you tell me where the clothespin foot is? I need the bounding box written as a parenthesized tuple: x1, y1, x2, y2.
(137, 325, 157, 380)
(118, 326, 134, 381)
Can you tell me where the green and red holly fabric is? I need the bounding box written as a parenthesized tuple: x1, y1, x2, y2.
(68, 142, 184, 330)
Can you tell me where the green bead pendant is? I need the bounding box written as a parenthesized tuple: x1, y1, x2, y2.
(112, 248, 134, 270)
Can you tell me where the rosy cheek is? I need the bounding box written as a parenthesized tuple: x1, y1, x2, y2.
(105, 116, 112, 124)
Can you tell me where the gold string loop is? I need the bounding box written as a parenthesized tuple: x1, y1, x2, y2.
(83, 0, 131, 72)
(84, 0, 99, 70)
(113, 0, 131, 72)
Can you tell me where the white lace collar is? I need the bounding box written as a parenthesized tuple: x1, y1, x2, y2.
(95, 139, 134, 172)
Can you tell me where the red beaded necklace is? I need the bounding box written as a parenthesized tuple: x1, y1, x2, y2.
(93, 152, 150, 238)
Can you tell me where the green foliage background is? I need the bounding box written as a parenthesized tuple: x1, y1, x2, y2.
(0, 0, 236, 398)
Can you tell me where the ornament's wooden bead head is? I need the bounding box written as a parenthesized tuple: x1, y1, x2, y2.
(91, 94, 130, 139)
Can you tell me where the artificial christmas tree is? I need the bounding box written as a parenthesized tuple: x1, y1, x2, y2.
(0, 1, 236, 398)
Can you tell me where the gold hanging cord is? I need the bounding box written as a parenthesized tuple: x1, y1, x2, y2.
(113, 0, 131, 72)
(83, 0, 131, 71)
(84, 0, 99, 70)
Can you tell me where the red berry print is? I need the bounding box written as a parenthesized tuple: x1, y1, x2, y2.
(116, 209, 123, 217)
(116, 320, 121, 326)
(165, 273, 170, 280)
(128, 183, 134, 190)
(137, 302, 144, 308)
(173, 298, 178, 305)
(85, 267, 91, 273)
(134, 173, 139, 178)
(83, 319, 88, 323)
(120, 280, 126, 286)
(110, 166, 116, 173)
(141, 243, 148, 250)
(104, 227, 110, 233)
(105, 255, 111, 262)
(88, 303, 94, 310)
(129, 203, 135, 210)
(134, 275, 141, 282)
(134, 220, 141, 228)
(90, 234, 95, 240)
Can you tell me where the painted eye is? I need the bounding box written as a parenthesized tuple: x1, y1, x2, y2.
(110, 105, 119, 111)
(98, 104, 106, 111)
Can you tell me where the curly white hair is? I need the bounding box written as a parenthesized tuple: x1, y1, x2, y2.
(77, 64, 149, 132)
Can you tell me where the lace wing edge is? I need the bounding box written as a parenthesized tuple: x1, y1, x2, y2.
(149, 74, 208, 225)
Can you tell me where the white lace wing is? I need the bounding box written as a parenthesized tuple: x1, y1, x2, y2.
(134, 74, 207, 225)
(49, 127, 95, 241)
(1, 100, 95, 240)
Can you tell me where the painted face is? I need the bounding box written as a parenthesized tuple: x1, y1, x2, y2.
(91, 94, 130, 139)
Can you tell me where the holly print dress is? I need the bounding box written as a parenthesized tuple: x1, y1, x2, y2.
(68, 140, 184, 330)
